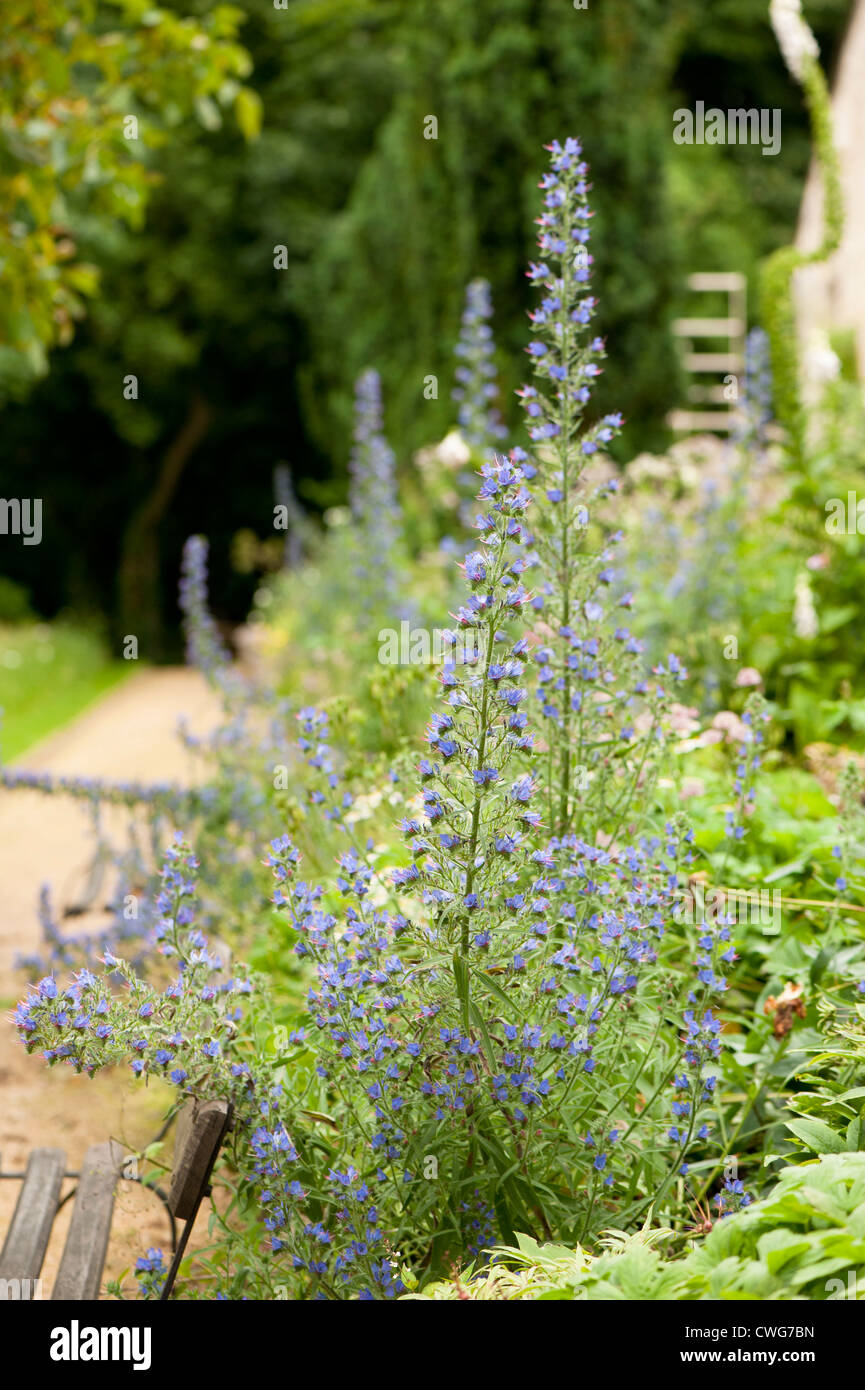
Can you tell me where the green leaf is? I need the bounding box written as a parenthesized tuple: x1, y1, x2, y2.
(810, 945, 836, 985)
(468, 999, 497, 1072)
(764, 856, 809, 884)
(515, 1232, 545, 1258)
(473, 967, 524, 1018)
(755, 1228, 811, 1274)
(235, 87, 262, 141)
(818, 604, 858, 635)
(784, 1118, 845, 1154)
(452, 949, 470, 1032)
(297, 1108, 339, 1129)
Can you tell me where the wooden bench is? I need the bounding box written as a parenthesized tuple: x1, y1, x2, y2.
(0, 1098, 232, 1301)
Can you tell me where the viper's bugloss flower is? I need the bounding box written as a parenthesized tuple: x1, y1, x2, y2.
(11, 137, 749, 1300)
(179, 536, 232, 677)
(347, 368, 406, 620)
(714, 1174, 753, 1218)
(735, 327, 774, 453)
(135, 1247, 167, 1300)
(452, 278, 508, 449)
(516, 139, 686, 836)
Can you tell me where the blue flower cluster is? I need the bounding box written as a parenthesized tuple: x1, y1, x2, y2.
(0, 766, 204, 816)
(10, 135, 766, 1298)
(406, 455, 537, 953)
(737, 326, 774, 455)
(714, 1174, 753, 1218)
(263, 833, 413, 1295)
(14, 881, 150, 983)
(15, 834, 252, 1087)
(452, 278, 508, 450)
(135, 1247, 167, 1298)
(347, 368, 405, 620)
(179, 536, 233, 680)
(724, 694, 770, 844)
(516, 137, 688, 835)
(296, 706, 352, 827)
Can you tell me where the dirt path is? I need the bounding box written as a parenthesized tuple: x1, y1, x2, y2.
(0, 667, 223, 1297)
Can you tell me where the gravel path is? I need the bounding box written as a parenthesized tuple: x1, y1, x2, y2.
(0, 668, 223, 1296)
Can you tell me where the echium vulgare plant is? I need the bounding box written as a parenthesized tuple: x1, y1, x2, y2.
(452, 278, 508, 451)
(14, 456, 734, 1298)
(347, 368, 406, 621)
(179, 534, 234, 684)
(518, 138, 686, 840)
(178, 532, 298, 842)
(736, 326, 774, 459)
(13, 144, 739, 1299)
(260, 455, 734, 1281)
(12, 837, 282, 1282)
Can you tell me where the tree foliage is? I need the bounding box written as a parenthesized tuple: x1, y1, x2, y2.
(0, 0, 259, 392)
(0, 0, 856, 643)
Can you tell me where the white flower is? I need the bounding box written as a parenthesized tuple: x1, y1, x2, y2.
(770, 0, 819, 82)
(344, 788, 383, 824)
(793, 569, 819, 639)
(803, 331, 841, 387)
(436, 429, 472, 469)
(414, 430, 472, 475)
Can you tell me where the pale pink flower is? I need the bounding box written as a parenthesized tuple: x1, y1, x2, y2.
(734, 668, 762, 688)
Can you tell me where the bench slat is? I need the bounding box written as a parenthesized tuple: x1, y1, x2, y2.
(168, 1100, 231, 1220)
(0, 1147, 66, 1283)
(51, 1141, 122, 1301)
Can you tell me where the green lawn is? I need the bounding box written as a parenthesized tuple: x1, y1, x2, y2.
(0, 622, 132, 761)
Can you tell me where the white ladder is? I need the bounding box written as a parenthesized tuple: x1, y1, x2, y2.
(668, 272, 747, 434)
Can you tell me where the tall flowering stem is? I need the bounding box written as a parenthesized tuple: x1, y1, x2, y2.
(399, 456, 536, 969)
(179, 536, 232, 679)
(296, 705, 352, 828)
(736, 327, 774, 457)
(347, 368, 404, 619)
(519, 138, 675, 837)
(452, 278, 508, 451)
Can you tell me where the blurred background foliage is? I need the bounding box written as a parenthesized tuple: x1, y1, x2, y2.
(0, 0, 855, 655)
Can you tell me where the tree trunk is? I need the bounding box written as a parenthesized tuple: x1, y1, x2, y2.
(116, 390, 211, 661)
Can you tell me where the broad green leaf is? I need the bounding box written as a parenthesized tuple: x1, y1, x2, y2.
(784, 1118, 846, 1155)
